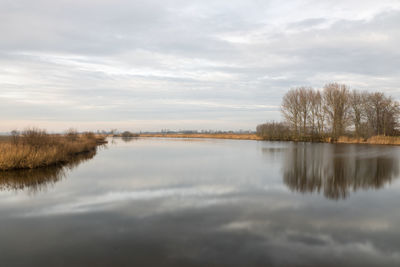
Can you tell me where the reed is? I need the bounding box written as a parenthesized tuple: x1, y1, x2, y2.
(337, 135, 400, 145)
(367, 135, 400, 145)
(141, 133, 400, 145)
(0, 129, 106, 171)
(140, 133, 263, 140)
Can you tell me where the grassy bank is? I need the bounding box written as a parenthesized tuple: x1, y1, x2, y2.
(256, 134, 400, 145)
(336, 135, 400, 145)
(0, 136, 11, 143)
(140, 133, 400, 145)
(140, 133, 263, 140)
(0, 129, 107, 171)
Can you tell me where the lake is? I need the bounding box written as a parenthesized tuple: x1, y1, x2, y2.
(1, 137, 400, 267)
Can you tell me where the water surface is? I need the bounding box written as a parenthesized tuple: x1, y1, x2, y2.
(1, 138, 400, 266)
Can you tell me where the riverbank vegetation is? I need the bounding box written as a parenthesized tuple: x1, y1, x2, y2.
(140, 133, 262, 140)
(0, 128, 106, 171)
(257, 83, 400, 144)
(115, 131, 140, 138)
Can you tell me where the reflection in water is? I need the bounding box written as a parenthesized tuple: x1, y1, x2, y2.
(283, 144, 400, 199)
(261, 147, 287, 153)
(121, 136, 139, 143)
(1, 139, 400, 267)
(0, 150, 97, 193)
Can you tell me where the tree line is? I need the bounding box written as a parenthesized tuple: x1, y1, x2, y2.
(257, 83, 400, 141)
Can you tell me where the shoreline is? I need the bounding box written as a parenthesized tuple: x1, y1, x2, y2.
(139, 133, 263, 141)
(138, 133, 400, 146)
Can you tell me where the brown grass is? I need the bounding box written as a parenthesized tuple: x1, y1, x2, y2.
(0, 129, 107, 171)
(0, 136, 11, 143)
(140, 133, 263, 140)
(140, 133, 400, 145)
(337, 135, 400, 145)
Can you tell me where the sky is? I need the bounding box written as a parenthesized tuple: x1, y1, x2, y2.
(1, 0, 400, 132)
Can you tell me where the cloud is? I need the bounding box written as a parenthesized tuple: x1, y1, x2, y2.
(0, 0, 399, 131)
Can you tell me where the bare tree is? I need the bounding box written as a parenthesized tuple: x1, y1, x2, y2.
(323, 83, 351, 139)
(349, 90, 368, 138)
(385, 99, 400, 135)
(281, 87, 314, 139)
(281, 89, 301, 138)
(279, 83, 399, 141)
(365, 92, 400, 136)
(298, 87, 312, 137)
(308, 89, 324, 138)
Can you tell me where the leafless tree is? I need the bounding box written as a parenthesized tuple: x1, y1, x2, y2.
(349, 90, 368, 138)
(281, 87, 313, 139)
(323, 83, 351, 139)
(281, 89, 301, 138)
(308, 89, 324, 138)
(298, 87, 312, 136)
(278, 83, 399, 141)
(365, 92, 400, 136)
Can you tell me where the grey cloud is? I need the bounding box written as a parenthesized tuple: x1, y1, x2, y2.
(0, 0, 399, 130)
(287, 18, 329, 30)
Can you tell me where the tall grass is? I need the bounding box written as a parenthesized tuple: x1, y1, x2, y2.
(140, 132, 400, 145)
(140, 133, 263, 140)
(337, 135, 400, 145)
(0, 128, 106, 171)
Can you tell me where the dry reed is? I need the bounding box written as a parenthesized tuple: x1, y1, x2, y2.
(0, 129, 106, 171)
(337, 135, 400, 145)
(141, 133, 400, 145)
(140, 133, 263, 140)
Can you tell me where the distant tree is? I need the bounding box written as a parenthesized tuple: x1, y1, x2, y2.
(365, 92, 400, 136)
(121, 131, 139, 138)
(10, 130, 20, 145)
(256, 122, 291, 140)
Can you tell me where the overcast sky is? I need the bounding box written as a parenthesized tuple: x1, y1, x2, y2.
(1, 0, 400, 132)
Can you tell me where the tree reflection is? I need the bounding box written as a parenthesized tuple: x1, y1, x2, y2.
(121, 136, 139, 143)
(0, 150, 97, 193)
(283, 144, 400, 199)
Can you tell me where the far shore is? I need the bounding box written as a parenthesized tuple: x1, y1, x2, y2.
(139, 133, 263, 140)
(138, 133, 400, 146)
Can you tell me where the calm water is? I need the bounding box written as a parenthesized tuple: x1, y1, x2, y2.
(1, 138, 400, 267)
